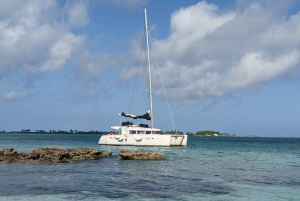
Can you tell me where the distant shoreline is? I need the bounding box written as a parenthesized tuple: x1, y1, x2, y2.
(0, 129, 260, 137)
(0, 132, 106, 135)
(0, 131, 259, 137)
(191, 134, 259, 138)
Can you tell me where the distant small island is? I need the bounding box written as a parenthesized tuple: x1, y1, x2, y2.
(0, 129, 258, 137)
(165, 130, 259, 137)
(0, 129, 109, 135)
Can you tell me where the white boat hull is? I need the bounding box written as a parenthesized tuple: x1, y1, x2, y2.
(170, 135, 188, 146)
(98, 134, 187, 146)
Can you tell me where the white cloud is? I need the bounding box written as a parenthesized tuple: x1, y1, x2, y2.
(0, 0, 25, 19)
(3, 91, 30, 101)
(224, 51, 300, 90)
(36, 33, 85, 73)
(66, 1, 90, 28)
(142, 1, 300, 104)
(75, 51, 115, 76)
(0, 0, 122, 104)
(0, 0, 106, 78)
(1, 0, 300, 105)
(0, 1, 64, 74)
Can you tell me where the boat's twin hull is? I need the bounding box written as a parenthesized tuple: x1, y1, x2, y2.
(98, 134, 187, 146)
(170, 135, 187, 146)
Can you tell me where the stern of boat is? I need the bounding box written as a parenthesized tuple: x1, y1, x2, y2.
(170, 134, 188, 146)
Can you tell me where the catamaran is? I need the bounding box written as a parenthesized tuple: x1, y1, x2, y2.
(98, 8, 187, 146)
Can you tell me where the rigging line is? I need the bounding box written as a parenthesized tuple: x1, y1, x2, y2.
(129, 34, 145, 113)
(149, 32, 176, 131)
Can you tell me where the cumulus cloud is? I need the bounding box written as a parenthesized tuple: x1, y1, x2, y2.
(75, 51, 115, 76)
(3, 91, 30, 101)
(143, 1, 300, 104)
(65, 1, 90, 28)
(36, 33, 85, 73)
(0, 0, 104, 77)
(1, 0, 299, 105)
(0, 0, 124, 104)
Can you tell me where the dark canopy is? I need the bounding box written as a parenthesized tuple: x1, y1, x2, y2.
(121, 110, 151, 120)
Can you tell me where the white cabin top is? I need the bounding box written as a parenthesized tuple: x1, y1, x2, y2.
(111, 125, 161, 134)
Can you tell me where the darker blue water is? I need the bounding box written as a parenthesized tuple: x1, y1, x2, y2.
(0, 134, 300, 200)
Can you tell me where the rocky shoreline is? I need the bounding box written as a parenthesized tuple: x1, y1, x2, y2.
(0, 148, 165, 162)
(0, 147, 112, 163)
(118, 150, 165, 160)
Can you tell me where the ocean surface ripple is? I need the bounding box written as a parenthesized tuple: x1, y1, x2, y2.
(0, 134, 299, 200)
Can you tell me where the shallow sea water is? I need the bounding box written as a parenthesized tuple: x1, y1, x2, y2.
(0, 134, 299, 200)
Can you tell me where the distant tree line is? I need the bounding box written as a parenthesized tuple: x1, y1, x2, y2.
(0, 129, 237, 136)
(0, 129, 109, 134)
(196, 130, 220, 135)
(163, 130, 236, 137)
(163, 130, 221, 135)
(164, 130, 184, 134)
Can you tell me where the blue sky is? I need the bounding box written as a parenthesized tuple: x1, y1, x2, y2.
(1, 0, 300, 137)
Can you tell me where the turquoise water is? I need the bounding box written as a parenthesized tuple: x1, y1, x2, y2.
(0, 134, 299, 200)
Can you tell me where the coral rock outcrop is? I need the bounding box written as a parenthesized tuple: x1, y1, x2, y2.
(0, 147, 111, 163)
(118, 150, 165, 160)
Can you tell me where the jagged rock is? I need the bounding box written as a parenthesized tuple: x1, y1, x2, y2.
(3, 148, 17, 155)
(0, 147, 110, 163)
(118, 150, 165, 160)
(107, 150, 112, 156)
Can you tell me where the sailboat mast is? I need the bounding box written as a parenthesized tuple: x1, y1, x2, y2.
(143, 8, 153, 128)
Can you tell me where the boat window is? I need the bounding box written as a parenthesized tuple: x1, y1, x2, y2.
(146, 131, 151, 134)
(130, 130, 136, 134)
(153, 131, 159, 134)
(137, 131, 145, 134)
